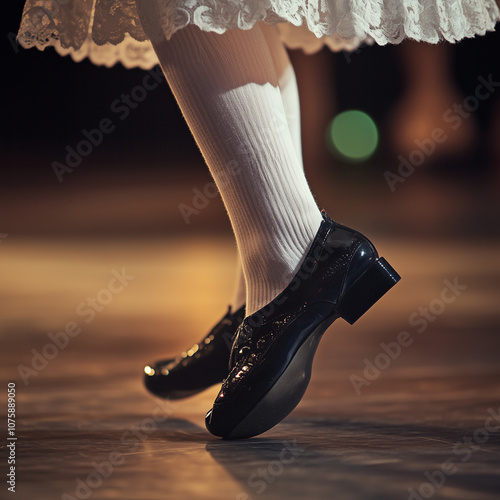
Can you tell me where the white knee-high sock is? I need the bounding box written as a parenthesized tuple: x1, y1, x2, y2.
(231, 24, 303, 313)
(136, 3, 322, 315)
(260, 23, 303, 164)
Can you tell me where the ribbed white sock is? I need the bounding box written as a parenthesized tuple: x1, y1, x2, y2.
(260, 23, 303, 163)
(230, 258, 246, 312)
(136, 4, 322, 315)
(230, 23, 305, 313)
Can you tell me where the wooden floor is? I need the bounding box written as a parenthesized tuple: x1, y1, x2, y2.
(1, 175, 500, 500)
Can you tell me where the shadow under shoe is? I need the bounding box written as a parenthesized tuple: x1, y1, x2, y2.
(205, 211, 401, 439)
(144, 304, 245, 400)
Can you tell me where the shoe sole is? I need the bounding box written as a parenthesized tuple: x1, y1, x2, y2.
(224, 257, 401, 439)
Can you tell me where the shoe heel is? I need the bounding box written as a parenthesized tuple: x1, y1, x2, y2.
(335, 257, 401, 325)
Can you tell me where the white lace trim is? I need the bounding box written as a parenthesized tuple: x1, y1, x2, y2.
(17, 0, 500, 69)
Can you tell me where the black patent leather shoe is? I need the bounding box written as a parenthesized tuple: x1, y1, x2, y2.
(205, 211, 401, 439)
(144, 304, 245, 400)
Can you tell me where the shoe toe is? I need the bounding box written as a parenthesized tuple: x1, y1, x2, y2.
(205, 405, 236, 439)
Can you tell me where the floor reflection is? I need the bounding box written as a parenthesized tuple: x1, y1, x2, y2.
(1, 173, 500, 499)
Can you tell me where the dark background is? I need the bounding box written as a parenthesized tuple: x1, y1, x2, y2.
(3, 3, 500, 188)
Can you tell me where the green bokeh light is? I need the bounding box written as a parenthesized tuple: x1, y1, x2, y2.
(327, 110, 379, 162)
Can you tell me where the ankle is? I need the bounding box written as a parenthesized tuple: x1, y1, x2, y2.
(244, 230, 318, 315)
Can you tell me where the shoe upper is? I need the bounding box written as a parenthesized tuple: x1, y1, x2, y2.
(143, 304, 245, 399)
(218, 212, 379, 407)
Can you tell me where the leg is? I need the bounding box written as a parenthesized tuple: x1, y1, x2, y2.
(389, 41, 477, 157)
(135, 2, 322, 316)
(137, 3, 401, 438)
(259, 22, 303, 164)
(230, 257, 246, 311)
(231, 22, 304, 312)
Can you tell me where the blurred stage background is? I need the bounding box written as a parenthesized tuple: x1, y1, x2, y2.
(1, 4, 500, 500)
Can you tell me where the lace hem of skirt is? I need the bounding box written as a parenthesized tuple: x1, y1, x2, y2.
(17, 0, 500, 69)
